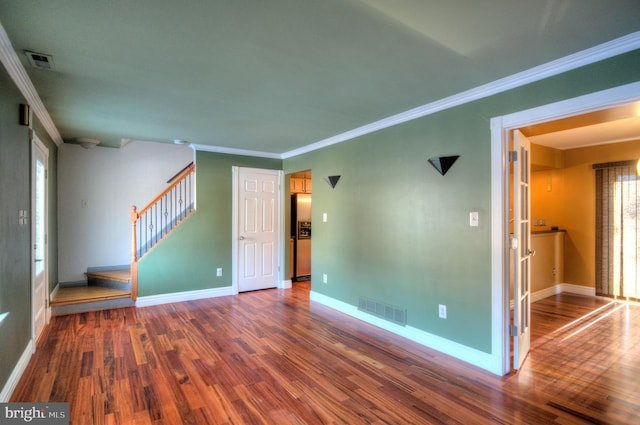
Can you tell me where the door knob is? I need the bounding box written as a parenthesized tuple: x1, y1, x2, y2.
(239, 236, 245, 240)
(527, 249, 536, 257)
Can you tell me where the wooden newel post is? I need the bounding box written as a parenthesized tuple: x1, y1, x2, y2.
(130, 205, 139, 301)
(130, 206, 139, 262)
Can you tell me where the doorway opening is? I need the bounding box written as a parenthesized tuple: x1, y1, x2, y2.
(32, 135, 49, 344)
(289, 170, 312, 284)
(491, 81, 640, 375)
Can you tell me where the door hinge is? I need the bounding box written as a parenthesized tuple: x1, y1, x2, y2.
(510, 325, 518, 336)
(509, 151, 518, 162)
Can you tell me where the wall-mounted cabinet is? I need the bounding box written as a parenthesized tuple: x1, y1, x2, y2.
(291, 178, 312, 193)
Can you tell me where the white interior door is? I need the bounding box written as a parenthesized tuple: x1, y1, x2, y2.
(234, 167, 280, 292)
(32, 136, 49, 342)
(512, 129, 532, 370)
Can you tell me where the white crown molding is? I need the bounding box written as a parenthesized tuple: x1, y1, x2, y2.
(192, 143, 283, 159)
(0, 21, 63, 146)
(282, 31, 640, 159)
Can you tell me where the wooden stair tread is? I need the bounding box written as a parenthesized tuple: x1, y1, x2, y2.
(51, 286, 131, 306)
(85, 269, 131, 282)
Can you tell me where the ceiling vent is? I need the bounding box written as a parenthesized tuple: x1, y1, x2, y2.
(24, 50, 55, 70)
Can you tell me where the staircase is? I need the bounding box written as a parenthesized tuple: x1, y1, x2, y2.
(50, 268, 134, 315)
(50, 162, 196, 315)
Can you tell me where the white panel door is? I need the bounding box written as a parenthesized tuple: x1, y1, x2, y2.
(32, 136, 49, 342)
(512, 129, 532, 370)
(236, 168, 280, 292)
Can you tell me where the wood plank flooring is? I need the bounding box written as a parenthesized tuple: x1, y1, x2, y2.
(12, 284, 640, 424)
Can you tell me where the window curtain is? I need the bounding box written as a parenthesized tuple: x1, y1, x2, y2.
(594, 160, 640, 300)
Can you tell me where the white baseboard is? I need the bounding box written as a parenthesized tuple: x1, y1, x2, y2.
(510, 283, 596, 309)
(136, 286, 234, 307)
(558, 283, 596, 297)
(49, 283, 59, 300)
(0, 340, 34, 402)
(47, 283, 59, 324)
(281, 279, 292, 289)
(310, 291, 504, 376)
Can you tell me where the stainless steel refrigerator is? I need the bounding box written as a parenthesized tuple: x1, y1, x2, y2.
(291, 193, 311, 281)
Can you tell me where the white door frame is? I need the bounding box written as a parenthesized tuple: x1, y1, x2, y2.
(490, 81, 640, 375)
(231, 166, 283, 294)
(31, 134, 49, 345)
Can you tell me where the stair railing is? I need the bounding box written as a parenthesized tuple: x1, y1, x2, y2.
(130, 162, 196, 300)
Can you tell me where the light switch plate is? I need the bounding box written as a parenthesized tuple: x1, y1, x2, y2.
(470, 211, 479, 227)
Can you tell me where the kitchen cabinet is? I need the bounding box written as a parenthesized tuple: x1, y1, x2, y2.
(291, 178, 312, 193)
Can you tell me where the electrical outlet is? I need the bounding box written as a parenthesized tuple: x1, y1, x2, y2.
(322, 273, 328, 284)
(323, 213, 328, 223)
(216, 267, 223, 277)
(439, 304, 447, 319)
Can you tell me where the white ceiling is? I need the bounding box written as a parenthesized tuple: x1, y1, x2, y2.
(0, 1, 639, 155)
(527, 101, 640, 150)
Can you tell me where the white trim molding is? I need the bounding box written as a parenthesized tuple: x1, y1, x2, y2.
(310, 291, 504, 375)
(281, 279, 292, 289)
(510, 284, 597, 310)
(558, 283, 596, 298)
(0, 21, 63, 146)
(193, 144, 282, 160)
(0, 340, 34, 402)
(135, 286, 234, 308)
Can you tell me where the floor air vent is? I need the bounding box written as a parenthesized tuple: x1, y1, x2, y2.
(358, 297, 406, 326)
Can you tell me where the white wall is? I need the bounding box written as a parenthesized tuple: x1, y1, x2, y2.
(58, 140, 194, 283)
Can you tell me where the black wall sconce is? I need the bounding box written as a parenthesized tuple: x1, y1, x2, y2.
(19, 104, 30, 126)
(324, 175, 341, 188)
(428, 155, 459, 176)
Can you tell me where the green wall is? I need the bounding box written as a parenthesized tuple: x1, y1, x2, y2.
(284, 49, 640, 353)
(0, 65, 58, 394)
(138, 151, 281, 296)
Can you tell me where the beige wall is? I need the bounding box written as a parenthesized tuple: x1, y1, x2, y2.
(531, 139, 640, 288)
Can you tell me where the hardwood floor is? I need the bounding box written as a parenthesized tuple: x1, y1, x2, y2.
(11, 284, 640, 424)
